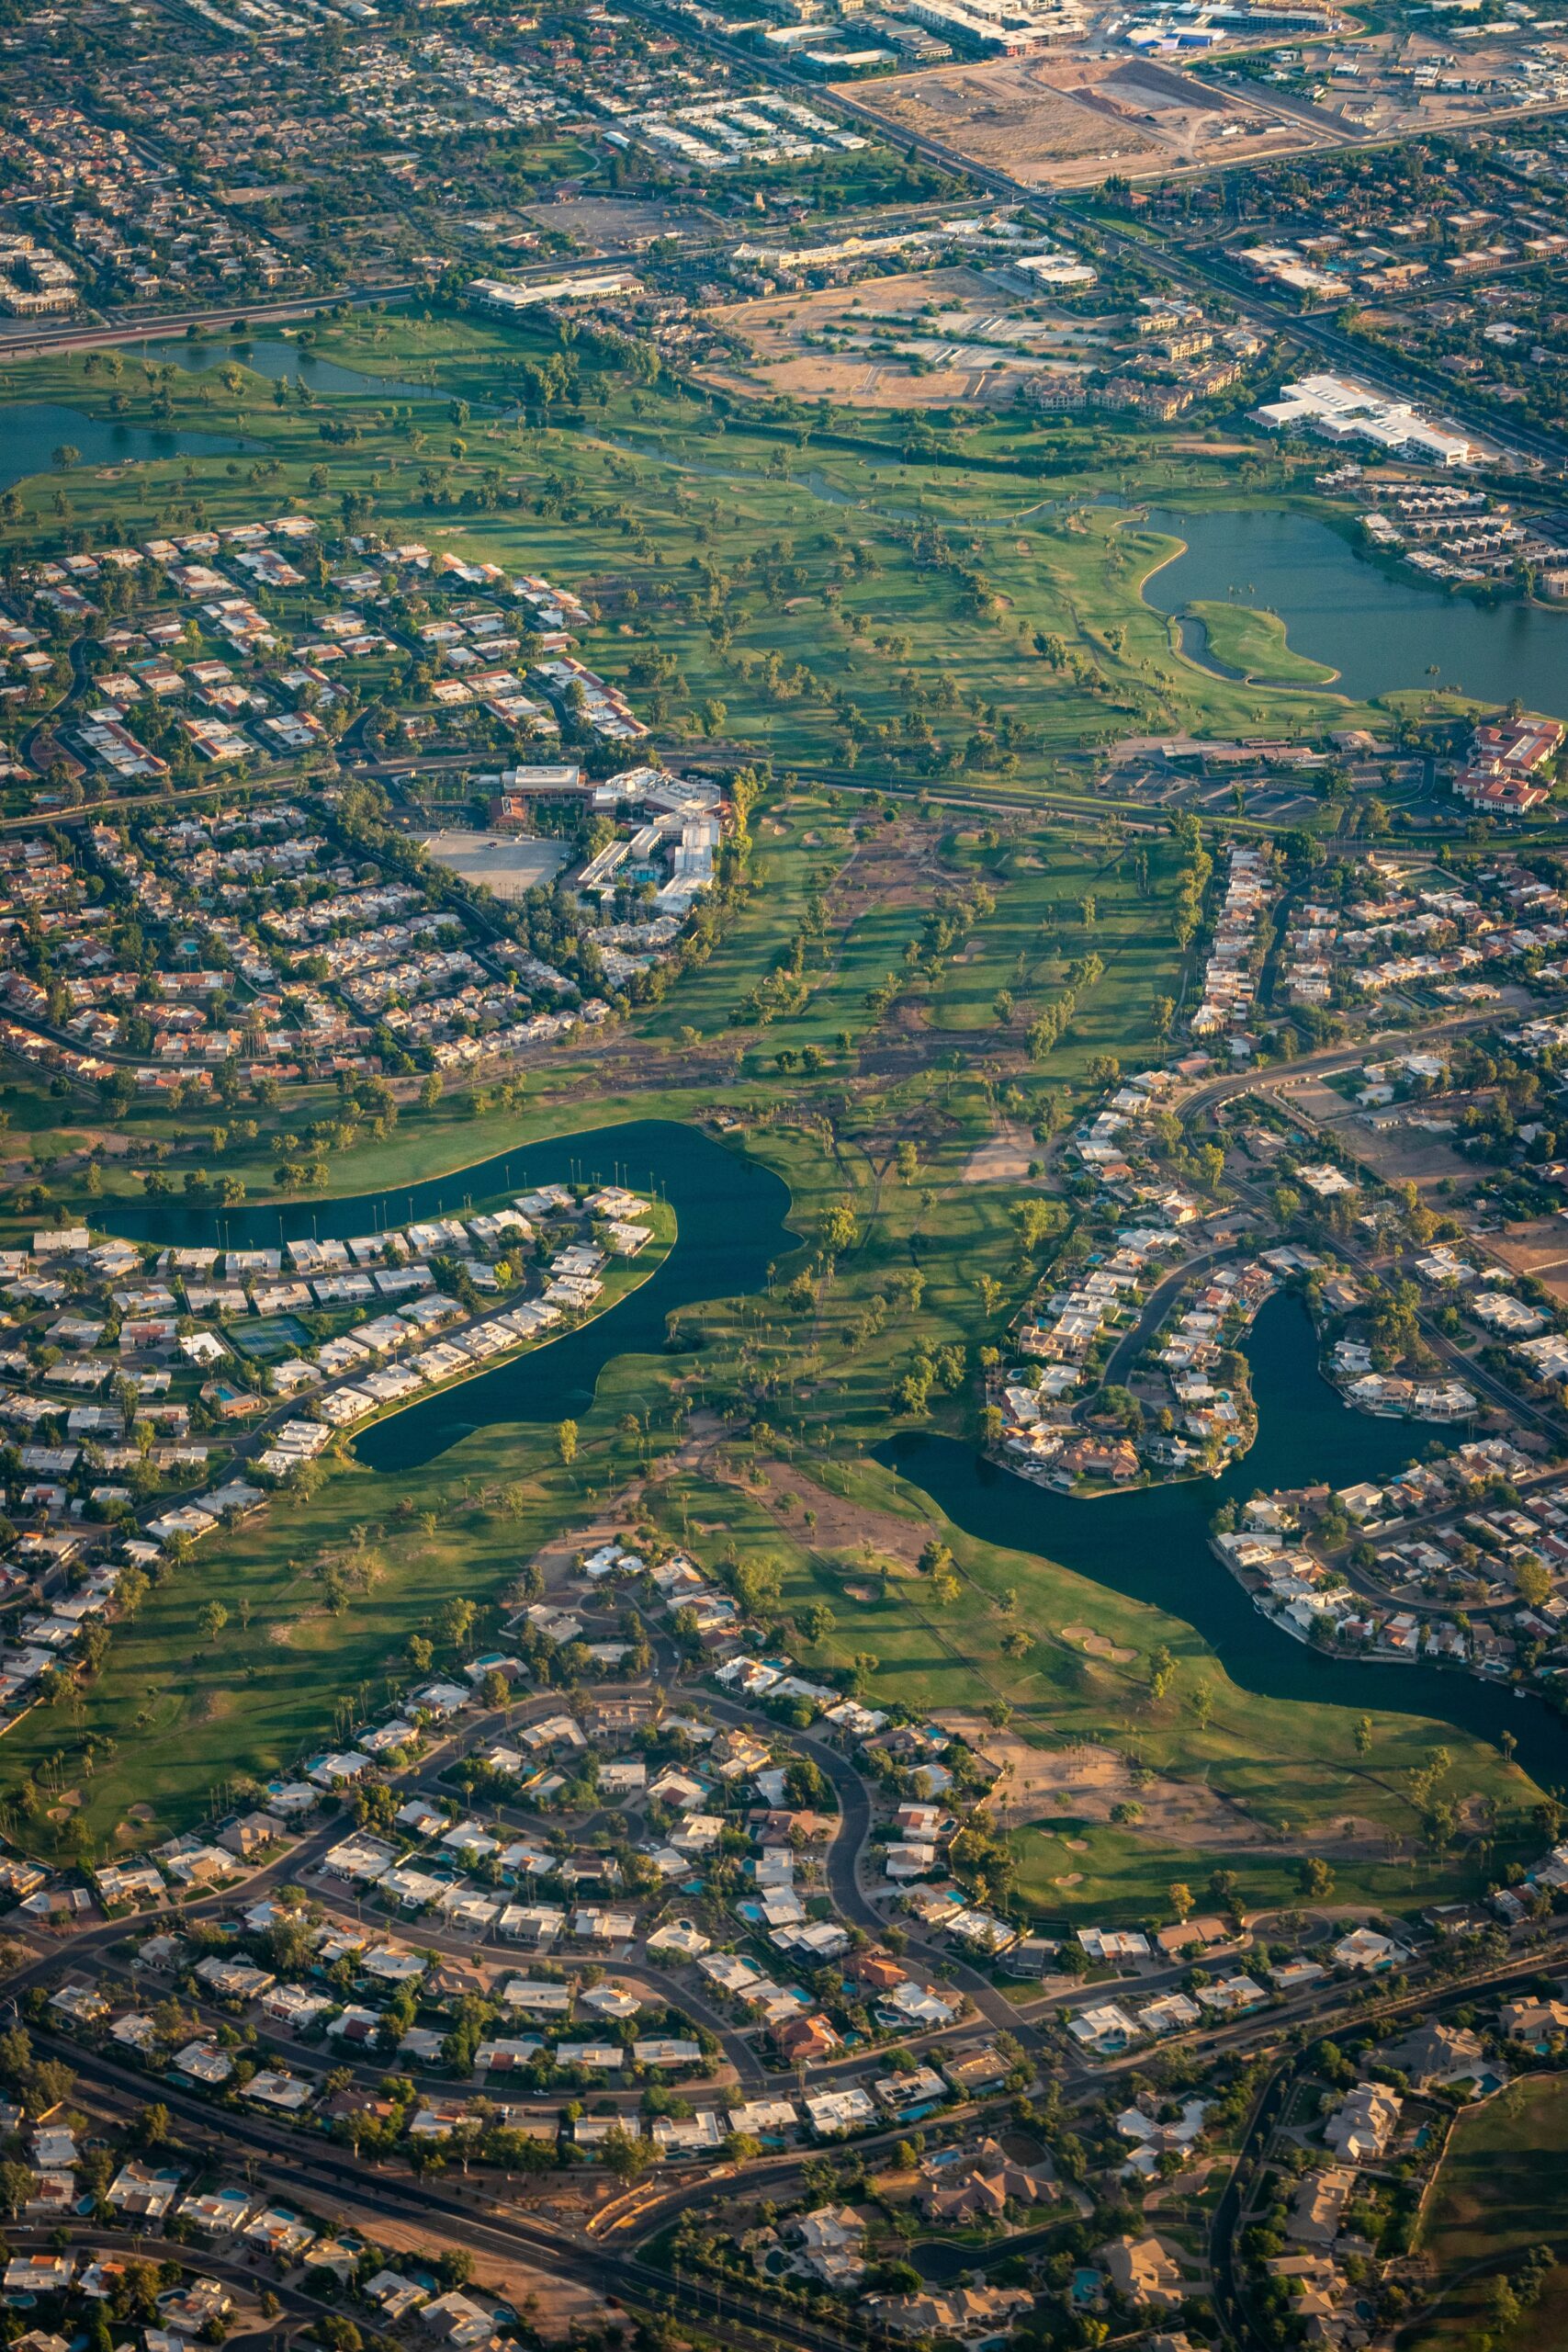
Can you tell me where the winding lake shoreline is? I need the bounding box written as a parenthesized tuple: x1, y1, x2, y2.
(880, 1291, 1568, 1790)
(99, 1118, 796, 1473)
(97, 1125, 1568, 1777)
(1134, 504, 1568, 713)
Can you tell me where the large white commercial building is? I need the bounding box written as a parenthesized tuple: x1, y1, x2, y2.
(1252, 373, 1479, 467)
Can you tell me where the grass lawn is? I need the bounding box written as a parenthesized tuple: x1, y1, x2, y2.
(1186, 600, 1338, 687)
(643, 1434, 1531, 1928)
(1409, 2075, 1568, 2349)
(926, 828, 1185, 1072)
(0, 311, 1551, 1889)
(1010, 1817, 1451, 1927)
(0, 790, 1187, 1245)
(0, 1057, 1541, 1909)
(0, 313, 1407, 816)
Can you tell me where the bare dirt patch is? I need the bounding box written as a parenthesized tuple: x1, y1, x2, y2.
(1270, 1075, 1481, 1200)
(939, 1708, 1352, 1852)
(1484, 1217, 1568, 1306)
(829, 819, 957, 926)
(697, 265, 1038, 410)
(846, 54, 1326, 187)
(964, 1121, 1041, 1185)
(760, 1460, 926, 1568)
(304, 2197, 608, 2341)
(841, 59, 1166, 186)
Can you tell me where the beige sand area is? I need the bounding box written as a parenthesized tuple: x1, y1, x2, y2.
(938, 1707, 1382, 1853)
(1483, 1217, 1568, 1312)
(964, 1120, 1042, 1184)
(1061, 1620, 1137, 1664)
(841, 53, 1318, 188)
(698, 264, 1038, 411)
(840, 56, 1166, 187)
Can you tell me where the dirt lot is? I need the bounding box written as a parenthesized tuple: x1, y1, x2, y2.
(840, 54, 1314, 187)
(841, 58, 1166, 187)
(1274, 1074, 1481, 1202)
(751, 1455, 928, 1570)
(698, 264, 1049, 409)
(1483, 1216, 1568, 1306)
(940, 1709, 1387, 1856)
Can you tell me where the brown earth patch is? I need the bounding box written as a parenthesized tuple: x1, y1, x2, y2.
(738, 1455, 928, 1572)
(840, 58, 1166, 187)
(963, 1121, 1041, 1185)
(938, 1707, 1370, 1853)
(1484, 1218, 1568, 1307)
(1271, 1074, 1482, 1201)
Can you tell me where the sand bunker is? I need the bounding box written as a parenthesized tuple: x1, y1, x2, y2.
(964, 1122, 1041, 1184)
(1061, 1623, 1138, 1663)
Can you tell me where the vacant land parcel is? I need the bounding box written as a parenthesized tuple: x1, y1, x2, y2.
(841, 56, 1311, 188)
(842, 58, 1163, 187)
(697, 265, 1098, 409)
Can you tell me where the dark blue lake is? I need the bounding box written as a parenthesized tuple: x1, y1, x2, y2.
(99, 1117, 795, 1472)
(0, 401, 255, 496)
(1137, 504, 1568, 715)
(883, 1289, 1568, 1790)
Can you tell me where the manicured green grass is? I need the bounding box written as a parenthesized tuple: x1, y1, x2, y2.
(5, 1323, 694, 1849)
(0, 312, 1548, 1888)
(0, 321, 1403, 814)
(1186, 600, 1338, 687)
(1010, 1817, 1455, 1928)
(926, 831, 1184, 1075)
(643, 1437, 1532, 1929)
(1410, 2076, 1568, 2350)
(2, 1064, 1540, 1917)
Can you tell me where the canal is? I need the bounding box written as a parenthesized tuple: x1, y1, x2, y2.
(104, 1123, 1568, 1780)
(99, 1117, 795, 1473)
(1136, 504, 1568, 716)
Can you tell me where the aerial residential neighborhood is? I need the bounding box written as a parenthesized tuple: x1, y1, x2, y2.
(1, 0, 1568, 2349)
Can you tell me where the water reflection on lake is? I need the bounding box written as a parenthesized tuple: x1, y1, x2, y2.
(98, 1117, 795, 1474)
(136, 334, 444, 402)
(0, 401, 254, 495)
(882, 1293, 1568, 1791)
(1137, 504, 1568, 714)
